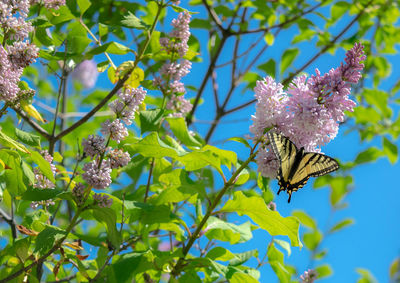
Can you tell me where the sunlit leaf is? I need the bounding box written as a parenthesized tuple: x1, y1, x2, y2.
(221, 191, 301, 247)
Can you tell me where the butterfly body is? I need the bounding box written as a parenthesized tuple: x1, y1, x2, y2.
(267, 132, 339, 202)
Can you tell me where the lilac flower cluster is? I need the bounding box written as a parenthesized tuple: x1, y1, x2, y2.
(108, 149, 131, 169)
(0, 0, 40, 102)
(153, 11, 193, 117)
(72, 182, 85, 206)
(93, 193, 113, 208)
(82, 160, 112, 190)
(81, 86, 145, 193)
(82, 135, 106, 158)
(71, 60, 99, 89)
(109, 87, 147, 125)
(300, 269, 318, 283)
(160, 11, 191, 57)
(31, 150, 57, 209)
(250, 43, 365, 178)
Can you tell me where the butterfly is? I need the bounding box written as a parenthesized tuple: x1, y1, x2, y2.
(267, 132, 339, 202)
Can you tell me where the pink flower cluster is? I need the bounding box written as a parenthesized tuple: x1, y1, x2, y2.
(109, 87, 147, 125)
(250, 43, 366, 178)
(300, 269, 318, 283)
(154, 11, 193, 117)
(31, 150, 57, 209)
(0, 0, 39, 102)
(160, 11, 191, 57)
(80, 87, 146, 192)
(71, 60, 99, 89)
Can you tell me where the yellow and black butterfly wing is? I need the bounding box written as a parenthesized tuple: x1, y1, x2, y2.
(300, 152, 339, 177)
(267, 132, 299, 200)
(267, 132, 340, 202)
(267, 132, 298, 182)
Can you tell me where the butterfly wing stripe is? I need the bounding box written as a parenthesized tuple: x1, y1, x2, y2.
(302, 153, 339, 177)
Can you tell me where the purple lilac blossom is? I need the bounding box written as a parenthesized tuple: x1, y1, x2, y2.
(82, 160, 112, 189)
(82, 135, 106, 159)
(72, 182, 85, 205)
(42, 0, 66, 9)
(93, 193, 113, 208)
(300, 269, 318, 283)
(7, 41, 39, 69)
(108, 149, 130, 169)
(250, 43, 365, 179)
(0, 46, 22, 101)
(166, 95, 193, 117)
(154, 12, 193, 117)
(31, 150, 57, 209)
(160, 11, 191, 57)
(109, 87, 147, 125)
(267, 201, 277, 211)
(100, 119, 128, 143)
(71, 60, 99, 89)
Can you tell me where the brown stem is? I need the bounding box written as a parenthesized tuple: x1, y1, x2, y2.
(169, 150, 258, 278)
(13, 108, 51, 139)
(144, 158, 155, 203)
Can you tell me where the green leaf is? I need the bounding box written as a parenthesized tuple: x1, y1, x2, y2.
(125, 201, 173, 225)
(92, 207, 121, 248)
(22, 187, 63, 201)
(15, 128, 40, 147)
(280, 48, 299, 75)
(230, 272, 259, 283)
(21, 161, 35, 185)
(389, 258, 400, 280)
(190, 18, 212, 29)
(120, 12, 149, 29)
(329, 176, 352, 206)
(329, 218, 354, 234)
(166, 117, 202, 147)
(0, 150, 26, 196)
(363, 89, 392, 118)
(268, 243, 290, 283)
(258, 59, 276, 77)
(77, 0, 91, 15)
(356, 268, 378, 283)
(202, 145, 237, 170)
(129, 132, 185, 158)
(35, 225, 66, 256)
(156, 169, 204, 204)
(383, 137, 398, 164)
(331, 1, 350, 19)
(227, 137, 251, 149)
(0, 130, 29, 153)
(235, 166, 249, 185)
(354, 147, 383, 164)
(206, 247, 235, 261)
(273, 239, 291, 256)
(264, 33, 274, 45)
(303, 229, 322, 251)
(205, 217, 253, 244)
(110, 251, 154, 282)
(46, 6, 75, 25)
(87, 41, 131, 56)
(31, 151, 56, 183)
(315, 264, 333, 279)
(139, 109, 164, 134)
(220, 191, 301, 247)
(229, 250, 258, 266)
(291, 210, 317, 229)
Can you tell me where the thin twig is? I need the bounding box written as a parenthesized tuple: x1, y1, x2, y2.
(12, 108, 51, 139)
(144, 158, 155, 203)
(0, 207, 16, 240)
